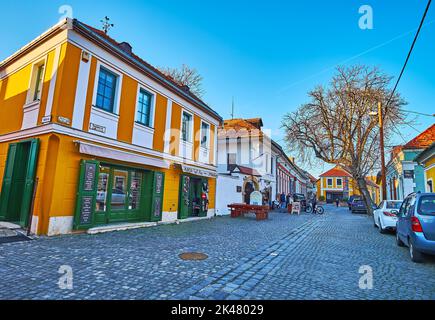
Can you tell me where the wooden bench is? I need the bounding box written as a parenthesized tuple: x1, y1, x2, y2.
(228, 203, 269, 221)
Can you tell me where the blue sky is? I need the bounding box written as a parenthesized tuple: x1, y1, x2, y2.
(1, 0, 434, 176)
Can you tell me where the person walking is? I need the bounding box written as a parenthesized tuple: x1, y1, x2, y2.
(335, 198, 340, 207)
(280, 192, 287, 212)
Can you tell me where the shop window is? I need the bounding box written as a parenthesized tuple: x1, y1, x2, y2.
(96, 166, 110, 212)
(129, 171, 143, 210)
(200, 122, 210, 148)
(181, 111, 193, 142)
(136, 88, 153, 127)
(96, 67, 118, 113)
(112, 170, 128, 210)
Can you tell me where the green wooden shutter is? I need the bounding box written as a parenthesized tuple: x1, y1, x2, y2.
(74, 160, 100, 230)
(178, 175, 190, 219)
(19, 139, 40, 227)
(0, 143, 18, 220)
(149, 171, 165, 222)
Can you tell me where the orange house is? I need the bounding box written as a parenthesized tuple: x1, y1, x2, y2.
(0, 19, 222, 236)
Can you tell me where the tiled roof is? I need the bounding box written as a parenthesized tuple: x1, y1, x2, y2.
(319, 166, 352, 178)
(403, 124, 435, 150)
(230, 165, 262, 177)
(72, 19, 222, 121)
(221, 118, 264, 138)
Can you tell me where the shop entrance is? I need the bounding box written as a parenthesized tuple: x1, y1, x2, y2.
(0, 139, 40, 227)
(326, 192, 344, 204)
(74, 160, 165, 230)
(178, 175, 209, 219)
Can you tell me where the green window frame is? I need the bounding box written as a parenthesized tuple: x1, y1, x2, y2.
(96, 66, 118, 113)
(136, 88, 153, 127)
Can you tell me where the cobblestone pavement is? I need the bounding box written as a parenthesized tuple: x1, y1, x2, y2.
(0, 206, 434, 300)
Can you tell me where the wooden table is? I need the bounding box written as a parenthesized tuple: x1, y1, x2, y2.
(228, 203, 270, 221)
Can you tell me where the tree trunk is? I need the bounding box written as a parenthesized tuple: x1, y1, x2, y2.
(356, 177, 375, 216)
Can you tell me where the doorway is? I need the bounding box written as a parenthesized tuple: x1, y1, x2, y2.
(178, 175, 209, 219)
(0, 139, 40, 227)
(244, 182, 255, 204)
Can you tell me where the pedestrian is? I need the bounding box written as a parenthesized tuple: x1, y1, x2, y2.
(311, 195, 317, 213)
(335, 198, 340, 207)
(280, 192, 286, 212)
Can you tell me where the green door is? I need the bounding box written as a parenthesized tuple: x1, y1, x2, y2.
(20, 139, 40, 227)
(198, 178, 209, 217)
(178, 175, 190, 219)
(0, 143, 18, 221)
(143, 171, 165, 222)
(0, 139, 40, 227)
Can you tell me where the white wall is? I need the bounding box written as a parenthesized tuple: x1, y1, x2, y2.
(216, 175, 243, 215)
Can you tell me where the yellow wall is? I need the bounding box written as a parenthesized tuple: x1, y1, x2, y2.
(82, 56, 97, 131)
(153, 94, 168, 152)
(423, 156, 435, 192)
(117, 75, 137, 143)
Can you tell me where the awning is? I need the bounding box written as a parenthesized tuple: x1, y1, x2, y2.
(178, 164, 218, 178)
(75, 141, 170, 169)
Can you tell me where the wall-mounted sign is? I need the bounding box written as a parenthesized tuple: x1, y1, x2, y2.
(180, 164, 217, 178)
(83, 163, 97, 191)
(90, 123, 106, 134)
(156, 173, 163, 194)
(154, 197, 162, 218)
(236, 186, 242, 193)
(58, 116, 71, 125)
(79, 196, 93, 225)
(81, 51, 90, 63)
(41, 115, 52, 124)
(404, 170, 414, 179)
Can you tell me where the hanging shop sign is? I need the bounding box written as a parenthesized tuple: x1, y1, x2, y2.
(292, 202, 301, 215)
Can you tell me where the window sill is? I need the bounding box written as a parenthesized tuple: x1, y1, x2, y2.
(23, 100, 40, 110)
(134, 122, 155, 133)
(91, 106, 120, 119)
(181, 140, 193, 146)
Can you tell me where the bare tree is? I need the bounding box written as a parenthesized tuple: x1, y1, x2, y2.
(282, 65, 408, 214)
(159, 64, 205, 98)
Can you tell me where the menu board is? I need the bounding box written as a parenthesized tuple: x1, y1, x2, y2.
(80, 196, 93, 225)
(83, 163, 97, 191)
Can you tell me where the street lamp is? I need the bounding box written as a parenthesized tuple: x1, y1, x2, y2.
(369, 102, 387, 201)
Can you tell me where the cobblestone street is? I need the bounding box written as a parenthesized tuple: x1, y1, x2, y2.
(0, 205, 434, 300)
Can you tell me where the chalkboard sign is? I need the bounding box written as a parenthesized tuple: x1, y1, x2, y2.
(83, 163, 97, 191)
(80, 196, 93, 225)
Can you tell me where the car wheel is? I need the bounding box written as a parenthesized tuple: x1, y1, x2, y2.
(409, 241, 424, 263)
(379, 219, 386, 234)
(396, 232, 405, 247)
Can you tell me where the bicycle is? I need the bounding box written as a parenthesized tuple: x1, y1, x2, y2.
(306, 203, 325, 215)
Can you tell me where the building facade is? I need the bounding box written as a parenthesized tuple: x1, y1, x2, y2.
(415, 142, 435, 193)
(317, 165, 380, 204)
(215, 118, 276, 215)
(0, 19, 222, 235)
(386, 124, 435, 200)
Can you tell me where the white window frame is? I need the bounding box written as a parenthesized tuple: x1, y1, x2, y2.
(200, 120, 210, 149)
(134, 84, 156, 128)
(181, 110, 194, 143)
(92, 62, 123, 115)
(26, 57, 47, 105)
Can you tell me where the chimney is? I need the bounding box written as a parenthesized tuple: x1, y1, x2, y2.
(119, 42, 133, 55)
(181, 85, 190, 92)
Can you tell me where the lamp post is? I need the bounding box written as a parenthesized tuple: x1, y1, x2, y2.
(369, 102, 387, 200)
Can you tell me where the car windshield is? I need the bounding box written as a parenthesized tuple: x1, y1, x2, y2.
(418, 195, 435, 216)
(294, 194, 305, 200)
(386, 201, 402, 209)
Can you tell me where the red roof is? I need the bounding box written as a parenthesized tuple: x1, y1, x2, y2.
(319, 166, 352, 178)
(403, 124, 435, 150)
(232, 165, 261, 177)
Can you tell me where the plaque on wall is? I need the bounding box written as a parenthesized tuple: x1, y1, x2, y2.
(404, 170, 414, 179)
(236, 186, 242, 193)
(83, 163, 97, 191)
(80, 196, 93, 225)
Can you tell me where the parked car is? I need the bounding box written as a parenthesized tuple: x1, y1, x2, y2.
(396, 193, 435, 263)
(348, 195, 362, 210)
(373, 200, 403, 233)
(351, 198, 368, 214)
(293, 193, 307, 211)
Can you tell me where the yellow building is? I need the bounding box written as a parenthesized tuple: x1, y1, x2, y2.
(0, 19, 222, 236)
(316, 165, 380, 204)
(415, 142, 435, 193)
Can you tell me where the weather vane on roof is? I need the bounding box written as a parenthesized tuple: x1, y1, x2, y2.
(100, 16, 114, 34)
